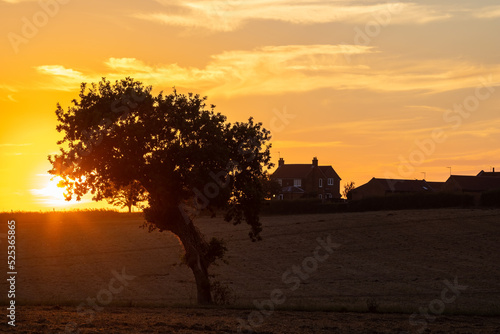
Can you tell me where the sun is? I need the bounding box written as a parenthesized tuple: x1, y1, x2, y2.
(31, 175, 75, 207)
(45, 176, 67, 199)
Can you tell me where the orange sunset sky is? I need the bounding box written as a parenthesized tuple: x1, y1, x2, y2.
(1, 0, 499, 211)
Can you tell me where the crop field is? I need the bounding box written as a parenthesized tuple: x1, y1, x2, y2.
(1, 208, 500, 333)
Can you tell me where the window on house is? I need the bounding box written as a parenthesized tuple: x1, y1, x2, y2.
(319, 194, 323, 199)
(294, 179, 301, 187)
(279, 194, 284, 200)
(277, 179, 282, 186)
(319, 178, 323, 187)
(327, 178, 334, 185)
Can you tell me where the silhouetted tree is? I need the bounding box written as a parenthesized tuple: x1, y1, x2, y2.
(49, 78, 273, 304)
(106, 180, 147, 213)
(343, 181, 356, 200)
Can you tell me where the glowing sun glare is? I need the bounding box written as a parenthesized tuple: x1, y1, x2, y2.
(31, 175, 74, 207)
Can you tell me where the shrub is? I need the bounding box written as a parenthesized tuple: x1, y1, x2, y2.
(210, 280, 236, 305)
(348, 192, 474, 212)
(262, 192, 475, 215)
(481, 189, 500, 207)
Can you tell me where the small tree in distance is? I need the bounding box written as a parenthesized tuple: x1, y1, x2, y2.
(106, 180, 147, 213)
(343, 181, 356, 200)
(49, 78, 273, 304)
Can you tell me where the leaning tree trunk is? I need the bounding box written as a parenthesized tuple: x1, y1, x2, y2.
(176, 220, 212, 304)
(145, 202, 214, 304)
(185, 243, 212, 304)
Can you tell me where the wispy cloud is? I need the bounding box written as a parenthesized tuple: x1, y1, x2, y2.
(0, 0, 38, 3)
(0, 84, 18, 101)
(0, 143, 32, 147)
(36, 44, 374, 92)
(472, 5, 500, 19)
(35, 45, 500, 97)
(0, 143, 32, 157)
(0, 84, 16, 92)
(446, 119, 500, 139)
(135, 1, 450, 32)
(287, 117, 425, 136)
(404, 105, 449, 113)
(272, 140, 344, 148)
(421, 148, 500, 168)
(105, 58, 153, 73)
(35, 65, 91, 91)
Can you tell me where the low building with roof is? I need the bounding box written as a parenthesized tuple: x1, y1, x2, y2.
(426, 181, 446, 192)
(476, 168, 500, 177)
(442, 174, 500, 205)
(350, 178, 434, 201)
(442, 175, 500, 193)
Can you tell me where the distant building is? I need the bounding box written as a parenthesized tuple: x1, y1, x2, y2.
(476, 168, 500, 177)
(350, 178, 435, 201)
(442, 175, 500, 193)
(271, 157, 341, 200)
(426, 181, 446, 192)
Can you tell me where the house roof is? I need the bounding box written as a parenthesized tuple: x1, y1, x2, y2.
(360, 178, 433, 193)
(476, 170, 500, 177)
(272, 164, 314, 178)
(319, 166, 341, 180)
(446, 175, 500, 192)
(272, 164, 341, 180)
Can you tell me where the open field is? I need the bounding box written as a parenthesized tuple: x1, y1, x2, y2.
(4, 306, 500, 333)
(1, 208, 500, 333)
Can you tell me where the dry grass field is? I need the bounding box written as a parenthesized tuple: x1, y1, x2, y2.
(1, 208, 500, 333)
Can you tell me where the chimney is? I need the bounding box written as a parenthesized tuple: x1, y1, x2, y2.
(494, 167, 495, 172)
(312, 157, 318, 167)
(278, 157, 285, 167)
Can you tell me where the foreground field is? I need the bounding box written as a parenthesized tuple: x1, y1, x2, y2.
(1, 208, 500, 333)
(5, 306, 500, 333)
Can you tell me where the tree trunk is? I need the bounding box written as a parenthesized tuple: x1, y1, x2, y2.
(128, 204, 132, 213)
(176, 220, 212, 304)
(147, 204, 214, 304)
(188, 246, 212, 304)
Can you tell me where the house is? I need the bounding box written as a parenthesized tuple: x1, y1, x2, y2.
(476, 168, 500, 177)
(442, 175, 500, 193)
(442, 175, 500, 204)
(271, 157, 341, 200)
(426, 181, 446, 192)
(350, 178, 434, 201)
